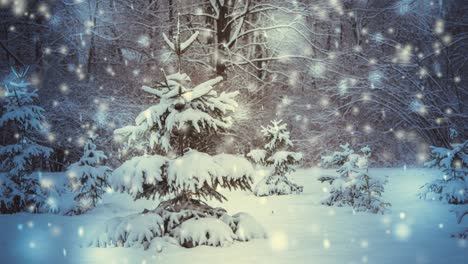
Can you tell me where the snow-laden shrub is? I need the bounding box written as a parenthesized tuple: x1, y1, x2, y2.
(213, 154, 255, 180)
(175, 217, 236, 247)
(419, 141, 467, 204)
(0, 68, 53, 213)
(248, 120, 303, 196)
(90, 213, 165, 249)
(66, 137, 111, 215)
(221, 212, 267, 241)
(319, 145, 390, 214)
(213, 153, 255, 190)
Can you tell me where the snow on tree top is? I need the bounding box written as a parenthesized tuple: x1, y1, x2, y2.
(161, 11, 200, 58)
(360, 145, 372, 155)
(321, 143, 355, 168)
(115, 71, 238, 153)
(4, 67, 32, 89)
(163, 31, 200, 55)
(79, 139, 108, 166)
(261, 120, 293, 151)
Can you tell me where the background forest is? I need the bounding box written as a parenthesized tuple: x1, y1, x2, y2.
(0, 0, 467, 170)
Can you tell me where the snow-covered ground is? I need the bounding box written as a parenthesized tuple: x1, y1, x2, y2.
(0, 168, 466, 264)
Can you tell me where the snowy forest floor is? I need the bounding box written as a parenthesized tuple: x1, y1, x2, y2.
(0, 168, 467, 264)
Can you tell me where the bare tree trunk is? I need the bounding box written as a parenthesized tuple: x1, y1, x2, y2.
(215, 4, 229, 77)
(87, 0, 99, 76)
(168, 0, 174, 35)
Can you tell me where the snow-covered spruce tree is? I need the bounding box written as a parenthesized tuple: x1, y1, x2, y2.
(65, 137, 111, 215)
(419, 141, 468, 204)
(92, 22, 265, 249)
(418, 140, 467, 238)
(0, 68, 52, 213)
(318, 143, 364, 206)
(319, 145, 390, 214)
(247, 120, 303, 196)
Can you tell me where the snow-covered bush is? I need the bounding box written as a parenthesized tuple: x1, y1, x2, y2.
(221, 212, 267, 241)
(102, 23, 264, 249)
(0, 68, 52, 213)
(248, 120, 303, 196)
(66, 137, 111, 215)
(419, 141, 467, 204)
(89, 213, 165, 249)
(175, 217, 236, 248)
(170, 212, 267, 247)
(319, 145, 390, 214)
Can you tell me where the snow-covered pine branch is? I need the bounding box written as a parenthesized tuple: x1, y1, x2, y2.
(161, 13, 199, 70)
(261, 119, 292, 151)
(162, 31, 200, 56)
(111, 150, 254, 203)
(114, 71, 237, 154)
(0, 68, 52, 213)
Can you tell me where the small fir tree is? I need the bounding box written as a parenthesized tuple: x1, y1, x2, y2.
(0, 68, 52, 213)
(319, 145, 390, 214)
(66, 137, 111, 215)
(247, 120, 303, 196)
